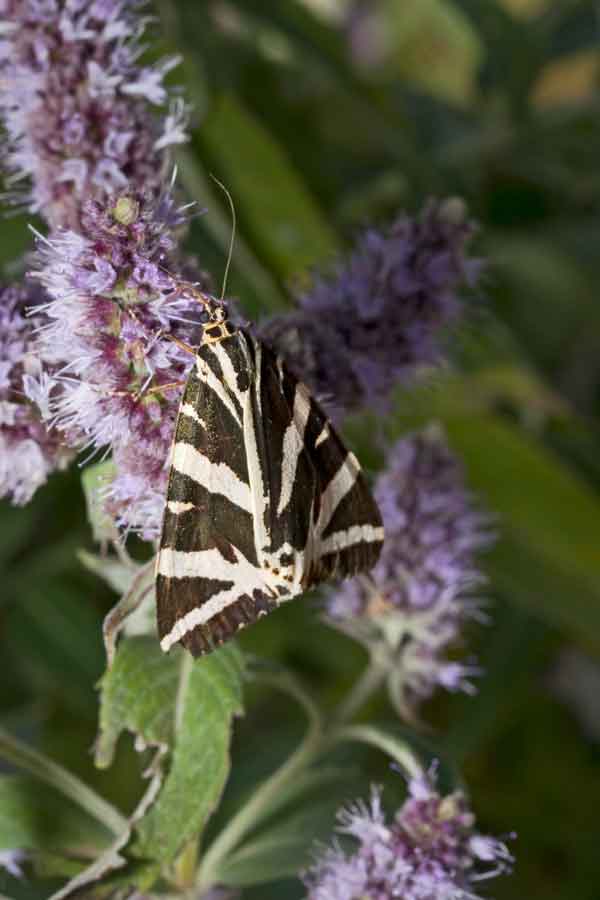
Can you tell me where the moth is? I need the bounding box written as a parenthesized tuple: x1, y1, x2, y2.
(156, 291, 384, 656)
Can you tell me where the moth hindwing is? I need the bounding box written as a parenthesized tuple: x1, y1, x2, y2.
(156, 326, 384, 657)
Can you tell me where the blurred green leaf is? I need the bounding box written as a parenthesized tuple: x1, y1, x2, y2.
(381, 0, 484, 106)
(0, 775, 108, 853)
(177, 147, 287, 313)
(78, 551, 137, 596)
(199, 94, 339, 281)
(214, 767, 355, 887)
(5, 581, 104, 715)
(444, 600, 550, 760)
(0, 729, 125, 844)
(132, 645, 244, 864)
(443, 415, 600, 651)
(217, 804, 333, 887)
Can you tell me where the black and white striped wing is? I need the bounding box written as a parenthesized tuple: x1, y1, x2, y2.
(252, 336, 384, 588)
(156, 330, 383, 657)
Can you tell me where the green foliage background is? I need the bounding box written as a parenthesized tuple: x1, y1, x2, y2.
(2, 0, 600, 897)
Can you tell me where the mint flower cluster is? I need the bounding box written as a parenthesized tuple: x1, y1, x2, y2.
(30, 191, 205, 537)
(329, 430, 493, 709)
(0, 0, 187, 230)
(261, 198, 478, 415)
(304, 769, 513, 900)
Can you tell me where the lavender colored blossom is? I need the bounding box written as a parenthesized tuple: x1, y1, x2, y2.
(0, 0, 188, 230)
(28, 188, 211, 538)
(0, 848, 27, 879)
(260, 199, 479, 416)
(304, 768, 513, 900)
(0, 282, 69, 504)
(328, 429, 493, 709)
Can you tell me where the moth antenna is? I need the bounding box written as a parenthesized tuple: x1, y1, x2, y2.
(209, 173, 236, 301)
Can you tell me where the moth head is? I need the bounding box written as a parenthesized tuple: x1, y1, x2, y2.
(202, 320, 235, 344)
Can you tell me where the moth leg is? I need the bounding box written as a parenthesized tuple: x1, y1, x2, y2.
(140, 380, 187, 397)
(162, 332, 197, 356)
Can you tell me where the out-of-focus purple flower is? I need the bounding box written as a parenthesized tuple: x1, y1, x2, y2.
(28, 189, 211, 538)
(304, 768, 514, 900)
(0, 0, 188, 230)
(0, 848, 27, 879)
(260, 199, 479, 417)
(0, 282, 69, 504)
(328, 429, 493, 711)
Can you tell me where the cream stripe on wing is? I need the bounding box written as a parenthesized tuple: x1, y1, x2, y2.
(276, 386, 311, 516)
(195, 356, 241, 426)
(166, 500, 196, 514)
(158, 545, 274, 650)
(211, 341, 249, 404)
(315, 424, 329, 447)
(316, 452, 361, 535)
(318, 524, 384, 557)
(242, 337, 270, 564)
(158, 545, 266, 582)
(180, 403, 208, 429)
(171, 442, 252, 513)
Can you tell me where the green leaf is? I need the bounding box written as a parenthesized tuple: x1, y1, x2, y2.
(133, 645, 244, 864)
(81, 462, 118, 544)
(96, 637, 180, 769)
(443, 415, 600, 651)
(0, 776, 108, 853)
(199, 94, 339, 280)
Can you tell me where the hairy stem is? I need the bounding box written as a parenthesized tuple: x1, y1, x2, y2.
(196, 719, 323, 891)
(0, 727, 127, 836)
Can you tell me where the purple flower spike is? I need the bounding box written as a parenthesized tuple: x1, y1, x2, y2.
(304, 768, 514, 900)
(28, 188, 210, 537)
(0, 0, 188, 230)
(260, 199, 479, 417)
(0, 283, 69, 504)
(328, 428, 494, 711)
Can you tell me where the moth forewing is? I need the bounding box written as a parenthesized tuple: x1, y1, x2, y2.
(156, 321, 384, 657)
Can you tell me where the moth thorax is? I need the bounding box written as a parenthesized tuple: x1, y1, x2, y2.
(202, 318, 236, 344)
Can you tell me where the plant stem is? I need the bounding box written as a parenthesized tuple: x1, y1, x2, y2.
(196, 720, 322, 892)
(329, 723, 422, 780)
(173, 837, 199, 892)
(332, 657, 388, 724)
(0, 728, 127, 836)
(196, 644, 423, 892)
(175, 651, 193, 733)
